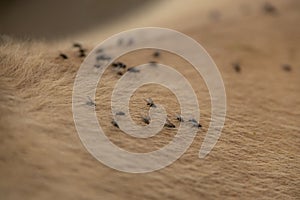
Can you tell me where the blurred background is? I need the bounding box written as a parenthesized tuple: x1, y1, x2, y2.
(0, 0, 243, 41)
(0, 0, 157, 40)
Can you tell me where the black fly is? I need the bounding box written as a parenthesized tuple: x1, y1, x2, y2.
(86, 96, 96, 107)
(164, 118, 176, 128)
(111, 119, 119, 128)
(232, 62, 241, 73)
(59, 53, 68, 59)
(188, 118, 202, 128)
(144, 98, 156, 108)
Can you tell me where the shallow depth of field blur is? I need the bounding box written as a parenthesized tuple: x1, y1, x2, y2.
(0, 0, 299, 200)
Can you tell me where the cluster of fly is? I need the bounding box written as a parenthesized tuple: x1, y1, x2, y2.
(93, 48, 112, 69)
(232, 62, 292, 73)
(111, 61, 140, 75)
(73, 43, 87, 57)
(59, 42, 88, 59)
(77, 45, 201, 130)
(117, 38, 134, 47)
(110, 105, 202, 131)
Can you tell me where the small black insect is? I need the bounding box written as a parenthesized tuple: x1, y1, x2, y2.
(117, 71, 123, 76)
(59, 53, 68, 59)
(127, 38, 134, 46)
(149, 61, 157, 66)
(96, 48, 103, 53)
(282, 64, 292, 72)
(119, 63, 126, 69)
(73, 43, 82, 49)
(164, 118, 176, 128)
(94, 64, 101, 68)
(142, 116, 151, 124)
(176, 114, 184, 122)
(127, 67, 140, 73)
(111, 119, 119, 128)
(112, 62, 120, 67)
(232, 62, 241, 73)
(153, 50, 160, 58)
(96, 54, 111, 61)
(188, 119, 202, 128)
(79, 49, 86, 57)
(144, 98, 156, 108)
(116, 111, 125, 116)
(112, 62, 126, 69)
(263, 2, 277, 14)
(86, 96, 96, 107)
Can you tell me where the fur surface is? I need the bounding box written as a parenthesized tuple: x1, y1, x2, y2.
(0, 0, 299, 199)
